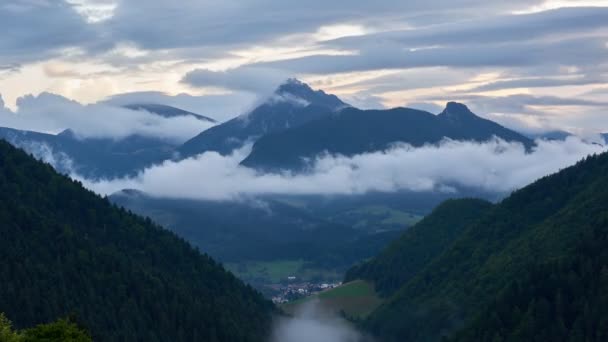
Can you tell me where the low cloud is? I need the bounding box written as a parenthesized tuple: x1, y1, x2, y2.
(79, 137, 606, 200)
(103, 91, 257, 122)
(0, 92, 215, 142)
(271, 301, 371, 342)
(182, 66, 288, 96)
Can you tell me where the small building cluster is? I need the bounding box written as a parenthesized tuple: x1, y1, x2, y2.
(268, 278, 341, 304)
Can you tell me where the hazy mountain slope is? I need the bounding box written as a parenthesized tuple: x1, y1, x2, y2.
(109, 191, 401, 271)
(0, 127, 175, 179)
(348, 152, 608, 341)
(0, 140, 273, 342)
(241, 102, 533, 171)
(177, 79, 347, 158)
(0, 104, 214, 179)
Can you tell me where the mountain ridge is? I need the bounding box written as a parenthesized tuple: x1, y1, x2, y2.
(241, 102, 534, 171)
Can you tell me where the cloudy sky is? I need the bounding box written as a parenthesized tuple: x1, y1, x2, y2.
(1, 0, 608, 133)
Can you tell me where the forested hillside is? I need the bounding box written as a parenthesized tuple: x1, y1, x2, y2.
(346, 152, 608, 341)
(344, 198, 493, 296)
(0, 140, 274, 342)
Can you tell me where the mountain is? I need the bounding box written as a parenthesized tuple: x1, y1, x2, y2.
(0, 140, 274, 341)
(176, 79, 348, 158)
(0, 127, 175, 179)
(241, 102, 534, 171)
(0, 104, 214, 179)
(603, 133, 608, 144)
(344, 198, 493, 297)
(345, 151, 608, 341)
(108, 191, 410, 279)
(123, 103, 216, 123)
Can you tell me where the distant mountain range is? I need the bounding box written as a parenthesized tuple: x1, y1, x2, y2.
(241, 101, 533, 171)
(0, 80, 580, 180)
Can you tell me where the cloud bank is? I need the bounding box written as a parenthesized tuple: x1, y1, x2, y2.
(0, 92, 214, 142)
(79, 137, 606, 200)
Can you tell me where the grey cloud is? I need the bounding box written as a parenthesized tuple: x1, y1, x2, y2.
(329, 7, 608, 48)
(454, 94, 608, 113)
(583, 86, 608, 96)
(181, 66, 288, 96)
(336, 67, 478, 94)
(0, 0, 541, 65)
(103, 91, 257, 122)
(0, 1, 96, 64)
(103, 0, 542, 51)
(471, 75, 608, 92)
(256, 37, 608, 74)
(341, 93, 386, 110)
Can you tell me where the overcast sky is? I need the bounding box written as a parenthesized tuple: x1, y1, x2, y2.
(1, 0, 607, 132)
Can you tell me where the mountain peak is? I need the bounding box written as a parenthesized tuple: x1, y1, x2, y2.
(273, 79, 348, 110)
(439, 102, 478, 120)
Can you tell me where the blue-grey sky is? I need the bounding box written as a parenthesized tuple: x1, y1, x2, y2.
(1, 0, 607, 133)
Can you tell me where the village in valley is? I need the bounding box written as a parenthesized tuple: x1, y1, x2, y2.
(267, 277, 342, 304)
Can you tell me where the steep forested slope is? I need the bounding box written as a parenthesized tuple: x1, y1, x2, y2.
(344, 198, 493, 296)
(347, 152, 608, 341)
(0, 140, 274, 342)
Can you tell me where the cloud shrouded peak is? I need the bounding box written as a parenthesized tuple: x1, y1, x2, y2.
(274, 78, 348, 110)
(176, 79, 349, 158)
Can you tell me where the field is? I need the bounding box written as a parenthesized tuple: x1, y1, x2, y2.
(282, 280, 383, 319)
